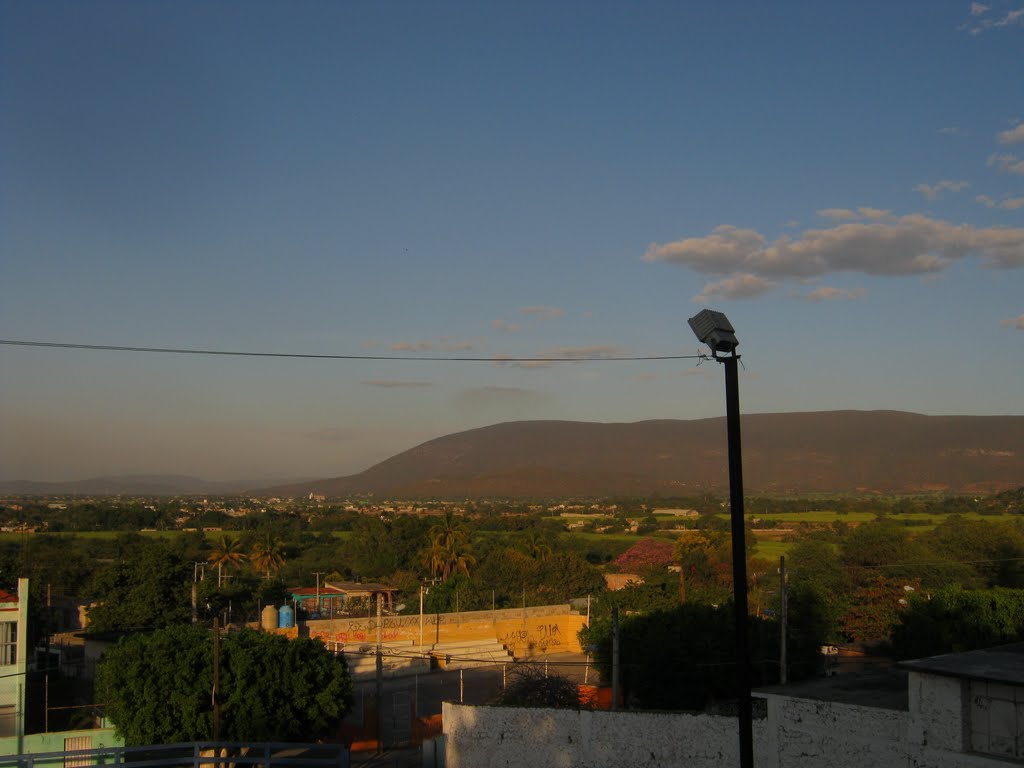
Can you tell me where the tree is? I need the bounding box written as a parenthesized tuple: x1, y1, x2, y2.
(492, 665, 583, 709)
(208, 535, 247, 585)
(893, 585, 1024, 659)
(613, 538, 675, 574)
(425, 511, 476, 581)
(85, 539, 191, 633)
(250, 536, 286, 578)
(96, 625, 353, 745)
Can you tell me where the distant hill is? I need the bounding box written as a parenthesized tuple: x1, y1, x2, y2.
(259, 411, 1024, 498)
(0, 474, 315, 497)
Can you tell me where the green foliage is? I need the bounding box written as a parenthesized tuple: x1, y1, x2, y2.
(893, 585, 1024, 659)
(491, 665, 583, 709)
(584, 588, 829, 710)
(85, 539, 191, 632)
(97, 625, 352, 745)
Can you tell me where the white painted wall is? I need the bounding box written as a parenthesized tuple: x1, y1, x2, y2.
(445, 679, 1012, 768)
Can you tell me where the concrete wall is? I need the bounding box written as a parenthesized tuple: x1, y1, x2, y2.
(443, 702, 762, 768)
(444, 688, 1013, 768)
(301, 606, 586, 657)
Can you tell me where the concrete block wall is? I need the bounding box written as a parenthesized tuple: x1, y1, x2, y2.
(443, 693, 1016, 768)
(443, 702, 760, 768)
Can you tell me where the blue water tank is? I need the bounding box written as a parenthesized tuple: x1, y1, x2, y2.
(278, 604, 295, 629)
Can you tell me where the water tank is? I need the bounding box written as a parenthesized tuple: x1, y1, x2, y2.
(261, 605, 279, 631)
(278, 604, 295, 629)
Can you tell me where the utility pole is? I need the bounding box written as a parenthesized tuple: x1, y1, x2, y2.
(375, 594, 383, 755)
(611, 606, 620, 711)
(212, 617, 220, 743)
(313, 572, 324, 615)
(780, 555, 788, 685)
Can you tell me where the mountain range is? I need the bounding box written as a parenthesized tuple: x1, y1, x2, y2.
(261, 411, 1024, 498)
(3, 412, 1020, 498)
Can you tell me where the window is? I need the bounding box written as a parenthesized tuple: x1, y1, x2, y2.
(0, 622, 15, 666)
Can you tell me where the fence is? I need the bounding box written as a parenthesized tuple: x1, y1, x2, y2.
(0, 742, 349, 768)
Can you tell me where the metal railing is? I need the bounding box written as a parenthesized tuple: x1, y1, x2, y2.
(0, 742, 349, 768)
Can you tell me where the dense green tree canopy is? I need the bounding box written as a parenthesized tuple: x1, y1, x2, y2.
(97, 625, 353, 745)
(893, 585, 1024, 659)
(85, 538, 191, 632)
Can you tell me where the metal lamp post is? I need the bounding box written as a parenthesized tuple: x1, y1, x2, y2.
(688, 309, 753, 768)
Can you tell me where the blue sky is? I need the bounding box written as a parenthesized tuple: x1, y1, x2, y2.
(2, 1, 1022, 482)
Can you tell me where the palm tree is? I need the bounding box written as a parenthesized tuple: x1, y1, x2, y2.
(519, 529, 553, 561)
(250, 535, 285, 578)
(427, 511, 476, 581)
(208, 535, 247, 587)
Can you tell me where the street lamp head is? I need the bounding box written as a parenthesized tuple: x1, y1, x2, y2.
(688, 309, 739, 357)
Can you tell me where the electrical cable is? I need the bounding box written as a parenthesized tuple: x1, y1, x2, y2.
(0, 339, 707, 364)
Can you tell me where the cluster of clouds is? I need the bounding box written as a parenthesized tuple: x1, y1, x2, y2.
(644, 211, 1024, 303)
(962, 3, 1024, 34)
(916, 118, 1024, 210)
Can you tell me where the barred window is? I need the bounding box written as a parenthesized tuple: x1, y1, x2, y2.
(0, 623, 15, 666)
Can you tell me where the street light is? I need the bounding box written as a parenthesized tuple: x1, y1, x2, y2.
(688, 308, 753, 768)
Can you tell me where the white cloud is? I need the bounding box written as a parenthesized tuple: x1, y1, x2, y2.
(362, 380, 433, 388)
(939, 126, 968, 136)
(998, 124, 1024, 144)
(817, 208, 859, 221)
(988, 153, 1024, 175)
(1000, 314, 1024, 329)
(792, 285, 866, 302)
(914, 180, 970, 200)
(644, 213, 1024, 293)
(518, 305, 564, 318)
(858, 207, 893, 219)
(963, 6, 1024, 33)
(977, 193, 1024, 210)
(695, 273, 774, 303)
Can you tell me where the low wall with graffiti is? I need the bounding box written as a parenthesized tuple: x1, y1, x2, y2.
(299, 605, 586, 657)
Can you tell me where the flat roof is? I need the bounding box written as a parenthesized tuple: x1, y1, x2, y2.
(901, 643, 1024, 686)
(757, 669, 909, 711)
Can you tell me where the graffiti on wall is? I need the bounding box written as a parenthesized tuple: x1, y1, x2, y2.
(499, 623, 565, 655)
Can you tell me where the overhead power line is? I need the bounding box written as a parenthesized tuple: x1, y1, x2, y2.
(0, 339, 708, 363)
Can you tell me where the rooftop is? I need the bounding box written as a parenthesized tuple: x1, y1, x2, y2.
(901, 642, 1024, 686)
(757, 668, 909, 711)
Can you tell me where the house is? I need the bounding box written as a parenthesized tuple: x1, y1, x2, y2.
(0, 580, 27, 739)
(289, 581, 399, 617)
